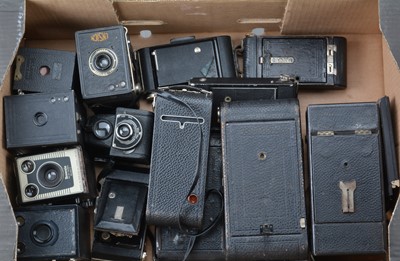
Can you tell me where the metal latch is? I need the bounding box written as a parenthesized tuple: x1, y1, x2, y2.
(355, 130, 372, 135)
(327, 44, 337, 75)
(317, 131, 334, 136)
(339, 180, 356, 213)
(260, 224, 273, 235)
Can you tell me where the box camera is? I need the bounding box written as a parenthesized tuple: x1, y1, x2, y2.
(13, 47, 78, 94)
(109, 107, 154, 164)
(85, 113, 115, 160)
(15, 204, 90, 261)
(138, 35, 236, 93)
(91, 227, 147, 261)
(242, 36, 346, 89)
(94, 169, 149, 235)
(75, 25, 141, 106)
(4, 90, 84, 154)
(15, 147, 95, 204)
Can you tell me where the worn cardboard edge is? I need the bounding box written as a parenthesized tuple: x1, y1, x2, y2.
(379, 0, 400, 70)
(0, 176, 17, 261)
(0, 0, 25, 89)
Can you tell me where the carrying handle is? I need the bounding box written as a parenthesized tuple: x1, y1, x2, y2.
(170, 36, 196, 44)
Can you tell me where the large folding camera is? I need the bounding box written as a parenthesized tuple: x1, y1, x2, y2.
(91, 228, 147, 261)
(156, 134, 225, 260)
(75, 25, 141, 106)
(15, 147, 95, 204)
(15, 204, 90, 261)
(220, 99, 308, 260)
(307, 102, 386, 256)
(13, 47, 78, 93)
(94, 169, 149, 235)
(146, 89, 212, 229)
(137, 36, 236, 92)
(4, 90, 84, 154)
(188, 76, 298, 127)
(242, 36, 346, 89)
(85, 108, 154, 163)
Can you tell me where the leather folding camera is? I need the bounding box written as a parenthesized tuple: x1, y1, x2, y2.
(220, 99, 308, 260)
(242, 36, 346, 89)
(307, 102, 386, 256)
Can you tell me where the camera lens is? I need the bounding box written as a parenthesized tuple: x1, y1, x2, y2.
(89, 48, 118, 76)
(93, 120, 113, 139)
(116, 123, 133, 140)
(24, 184, 38, 198)
(21, 160, 35, 173)
(37, 162, 64, 188)
(94, 53, 112, 71)
(32, 223, 53, 244)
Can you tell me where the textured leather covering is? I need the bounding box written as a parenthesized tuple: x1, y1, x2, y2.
(13, 48, 77, 93)
(243, 35, 346, 88)
(156, 133, 225, 260)
(221, 99, 308, 260)
(307, 102, 386, 256)
(75, 26, 136, 105)
(4, 90, 82, 152)
(138, 36, 236, 92)
(146, 90, 212, 229)
(14, 204, 90, 260)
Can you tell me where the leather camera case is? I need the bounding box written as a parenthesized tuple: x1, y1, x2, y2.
(146, 89, 212, 229)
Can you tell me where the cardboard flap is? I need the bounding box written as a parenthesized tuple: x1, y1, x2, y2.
(282, 0, 380, 35)
(0, 177, 17, 261)
(114, 0, 287, 34)
(25, 0, 119, 40)
(380, 0, 400, 70)
(0, 0, 25, 88)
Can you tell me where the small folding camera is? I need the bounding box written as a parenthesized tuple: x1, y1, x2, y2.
(75, 25, 141, 106)
(137, 35, 236, 93)
(94, 169, 149, 236)
(13, 47, 78, 93)
(15, 204, 90, 261)
(15, 147, 95, 204)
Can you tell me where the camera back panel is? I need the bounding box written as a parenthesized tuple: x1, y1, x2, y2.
(13, 48, 78, 93)
(4, 90, 82, 152)
(75, 26, 137, 105)
(15, 204, 90, 261)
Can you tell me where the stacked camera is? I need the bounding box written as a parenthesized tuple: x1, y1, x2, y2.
(5, 24, 398, 261)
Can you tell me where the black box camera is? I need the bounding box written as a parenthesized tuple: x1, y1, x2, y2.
(15, 204, 90, 261)
(109, 107, 154, 164)
(4, 90, 84, 154)
(75, 25, 141, 106)
(84, 113, 115, 160)
(15, 147, 95, 204)
(137, 35, 236, 93)
(13, 47, 78, 94)
(94, 169, 149, 235)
